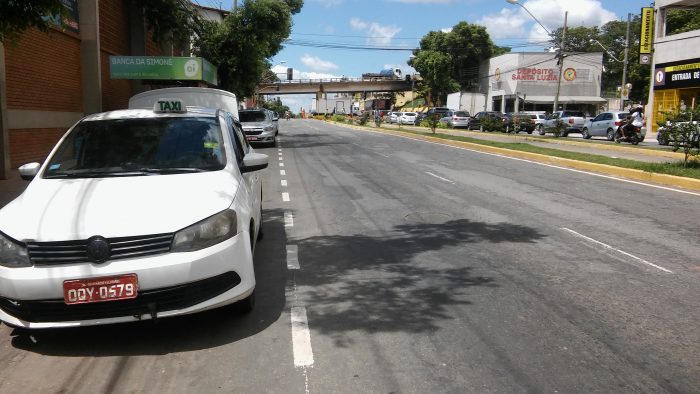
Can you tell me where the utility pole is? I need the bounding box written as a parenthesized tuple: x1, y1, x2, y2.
(553, 11, 568, 113)
(620, 13, 632, 110)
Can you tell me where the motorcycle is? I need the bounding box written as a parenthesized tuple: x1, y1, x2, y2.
(615, 121, 642, 145)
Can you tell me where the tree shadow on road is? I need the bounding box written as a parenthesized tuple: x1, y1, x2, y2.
(294, 219, 544, 347)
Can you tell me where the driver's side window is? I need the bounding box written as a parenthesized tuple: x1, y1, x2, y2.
(224, 114, 247, 164)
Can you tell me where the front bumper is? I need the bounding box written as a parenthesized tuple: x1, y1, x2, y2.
(0, 232, 255, 329)
(244, 129, 276, 143)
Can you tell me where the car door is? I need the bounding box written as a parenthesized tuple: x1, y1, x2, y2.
(225, 113, 262, 230)
(589, 113, 605, 135)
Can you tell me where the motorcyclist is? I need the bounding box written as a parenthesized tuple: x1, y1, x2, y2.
(619, 105, 644, 141)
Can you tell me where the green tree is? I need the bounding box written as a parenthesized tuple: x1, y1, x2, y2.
(409, 22, 503, 105)
(194, 0, 300, 98)
(0, 0, 65, 43)
(262, 98, 290, 117)
(666, 8, 700, 35)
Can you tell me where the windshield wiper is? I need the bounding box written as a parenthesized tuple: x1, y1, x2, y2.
(137, 167, 208, 174)
(44, 171, 148, 179)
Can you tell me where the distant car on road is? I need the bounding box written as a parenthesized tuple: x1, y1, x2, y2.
(581, 111, 630, 140)
(388, 111, 402, 124)
(399, 112, 418, 125)
(239, 108, 278, 146)
(440, 110, 471, 129)
(467, 111, 506, 131)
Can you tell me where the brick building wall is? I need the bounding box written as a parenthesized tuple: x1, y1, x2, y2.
(100, 0, 132, 111)
(4, 28, 82, 167)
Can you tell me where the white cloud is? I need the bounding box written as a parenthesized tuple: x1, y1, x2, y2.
(478, 0, 617, 43)
(350, 18, 401, 46)
(300, 54, 339, 72)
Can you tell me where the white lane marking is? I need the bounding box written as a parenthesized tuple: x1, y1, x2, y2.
(284, 211, 294, 227)
(286, 244, 299, 269)
(358, 129, 700, 197)
(281, 179, 288, 187)
(561, 228, 673, 274)
(425, 171, 455, 184)
(278, 148, 282, 152)
(280, 163, 285, 167)
(280, 170, 286, 176)
(282, 192, 290, 202)
(291, 306, 314, 367)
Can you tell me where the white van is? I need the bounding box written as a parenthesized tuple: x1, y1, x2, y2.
(129, 87, 239, 119)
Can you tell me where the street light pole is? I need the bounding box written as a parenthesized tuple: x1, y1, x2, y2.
(506, 0, 567, 113)
(620, 13, 632, 110)
(553, 11, 567, 113)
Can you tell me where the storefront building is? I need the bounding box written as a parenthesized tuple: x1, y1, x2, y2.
(649, 0, 700, 130)
(482, 52, 606, 115)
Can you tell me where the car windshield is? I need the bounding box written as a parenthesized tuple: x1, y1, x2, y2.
(44, 116, 225, 178)
(239, 111, 268, 122)
(455, 111, 469, 117)
(404, 112, 416, 116)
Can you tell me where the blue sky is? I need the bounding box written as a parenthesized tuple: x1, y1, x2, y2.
(203, 0, 653, 110)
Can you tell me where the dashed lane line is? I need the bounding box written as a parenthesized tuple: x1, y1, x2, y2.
(280, 170, 286, 176)
(291, 306, 314, 367)
(286, 244, 299, 269)
(284, 211, 294, 228)
(561, 228, 673, 274)
(282, 192, 290, 202)
(281, 179, 288, 187)
(425, 171, 455, 184)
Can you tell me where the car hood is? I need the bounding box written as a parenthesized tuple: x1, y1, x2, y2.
(0, 171, 238, 242)
(241, 122, 270, 129)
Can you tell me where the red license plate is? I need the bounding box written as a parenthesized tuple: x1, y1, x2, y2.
(63, 274, 138, 305)
(246, 136, 258, 141)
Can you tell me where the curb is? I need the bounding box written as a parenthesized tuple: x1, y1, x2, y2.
(325, 120, 700, 193)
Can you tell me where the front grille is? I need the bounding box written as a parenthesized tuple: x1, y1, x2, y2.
(27, 233, 173, 266)
(244, 128, 264, 135)
(0, 272, 241, 323)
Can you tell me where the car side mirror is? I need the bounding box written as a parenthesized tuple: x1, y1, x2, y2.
(272, 115, 279, 121)
(18, 162, 41, 181)
(240, 152, 269, 173)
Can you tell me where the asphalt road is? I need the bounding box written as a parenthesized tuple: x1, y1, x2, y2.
(0, 119, 698, 393)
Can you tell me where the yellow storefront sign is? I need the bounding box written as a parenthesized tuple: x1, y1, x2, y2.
(640, 7, 654, 54)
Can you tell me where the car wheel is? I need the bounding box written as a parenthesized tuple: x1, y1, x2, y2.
(581, 128, 591, 139)
(607, 128, 616, 141)
(527, 130, 533, 134)
(538, 124, 545, 135)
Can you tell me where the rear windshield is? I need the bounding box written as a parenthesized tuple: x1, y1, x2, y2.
(44, 117, 225, 177)
(239, 111, 268, 122)
(455, 111, 469, 117)
(404, 112, 416, 116)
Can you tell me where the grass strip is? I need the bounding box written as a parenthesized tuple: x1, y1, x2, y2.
(395, 129, 700, 180)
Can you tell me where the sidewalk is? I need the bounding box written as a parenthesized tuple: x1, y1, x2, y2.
(0, 170, 27, 208)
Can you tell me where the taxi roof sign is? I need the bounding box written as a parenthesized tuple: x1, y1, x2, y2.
(154, 99, 186, 113)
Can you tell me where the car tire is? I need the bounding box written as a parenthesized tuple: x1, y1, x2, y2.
(538, 124, 545, 135)
(606, 128, 616, 141)
(527, 130, 533, 134)
(581, 128, 591, 139)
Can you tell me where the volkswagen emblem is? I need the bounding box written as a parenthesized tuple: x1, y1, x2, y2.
(86, 236, 111, 263)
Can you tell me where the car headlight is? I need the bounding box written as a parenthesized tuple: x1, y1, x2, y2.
(0, 232, 31, 268)
(264, 125, 274, 132)
(171, 210, 238, 252)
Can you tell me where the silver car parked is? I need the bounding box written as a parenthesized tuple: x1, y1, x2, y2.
(581, 111, 632, 141)
(240, 109, 278, 146)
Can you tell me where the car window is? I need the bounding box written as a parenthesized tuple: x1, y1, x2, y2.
(225, 114, 249, 164)
(592, 114, 604, 122)
(455, 111, 469, 117)
(603, 113, 613, 121)
(45, 116, 225, 176)
(239, 111, 267, 122)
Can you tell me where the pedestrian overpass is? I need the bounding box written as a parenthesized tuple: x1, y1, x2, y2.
(257, 77, 414, 96)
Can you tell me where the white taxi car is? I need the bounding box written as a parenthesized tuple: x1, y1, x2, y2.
(0, 99, 268, 329)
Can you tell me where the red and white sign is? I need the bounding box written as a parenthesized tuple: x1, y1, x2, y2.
(63, 274, 138, 305)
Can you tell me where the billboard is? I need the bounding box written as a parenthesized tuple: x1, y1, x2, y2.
(109, 56, 218, 85)
(640, 7, 654, 55)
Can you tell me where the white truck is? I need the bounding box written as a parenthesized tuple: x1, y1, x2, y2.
(538, 110, 589, 136)
(312, 97, 354, 115)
